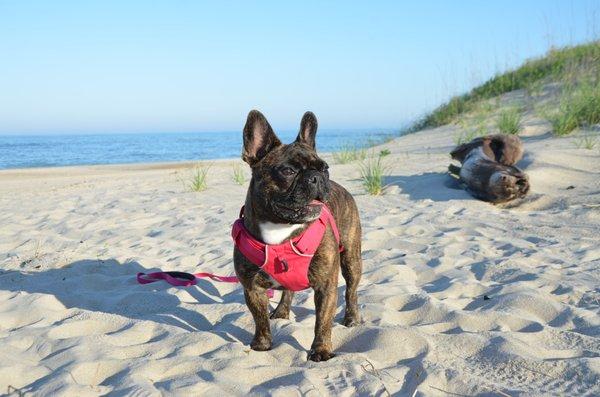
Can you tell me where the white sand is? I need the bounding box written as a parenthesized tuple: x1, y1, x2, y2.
(1, 121, 599, 395)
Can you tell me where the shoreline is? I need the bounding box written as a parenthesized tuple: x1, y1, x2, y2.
(0, 150, 345, 180)
(0, 157, 247, 179)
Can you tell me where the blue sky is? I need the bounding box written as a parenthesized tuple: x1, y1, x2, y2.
(0, 1, 598, 134)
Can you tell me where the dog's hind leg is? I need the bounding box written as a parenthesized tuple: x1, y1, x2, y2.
(270, 290, 294, 319)
(340, 225, 362, 327)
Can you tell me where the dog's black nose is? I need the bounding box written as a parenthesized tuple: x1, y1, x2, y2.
(306, 170, 329, 200)
(306, 171, 324, 189)
(307, 171, 322, 186)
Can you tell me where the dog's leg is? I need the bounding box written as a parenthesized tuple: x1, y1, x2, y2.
(270, 290, 294, 319)
(243, 287, 272, 351)
(448, 164, 461, 177)
(309, 263, 339, 362)
(340, 242, 362, 327)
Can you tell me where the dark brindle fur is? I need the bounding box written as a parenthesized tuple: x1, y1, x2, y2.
(234, 110, 362, 361)
(449, 134, 529, 203)
(450, 134, 524, 166)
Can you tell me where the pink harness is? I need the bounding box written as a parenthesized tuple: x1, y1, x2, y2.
(232, 202, 342, 291)
(137, 202, 341, 293)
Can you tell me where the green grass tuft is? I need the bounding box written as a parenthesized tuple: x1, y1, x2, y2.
(333, 143, 367, 164)
(358, 153, 388, 195)
(334, 133, 398, 163)
(573, 134, 599, 149)
(496, 107, 522, 135)
(182, 163, 211, 192)
(454, 129, 481, 145)
(549, 81, 600, 135)
(454, 114, 487, 144)
(232, 163, 246, 185)
(379, 149, 391, 157)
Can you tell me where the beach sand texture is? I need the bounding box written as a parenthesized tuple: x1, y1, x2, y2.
(1, 118, 599, 395)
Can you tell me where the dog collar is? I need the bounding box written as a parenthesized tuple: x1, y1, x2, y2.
(231, 201, 343, 291)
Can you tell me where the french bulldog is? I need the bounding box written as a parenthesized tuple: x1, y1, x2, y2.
(449, 134, 530, 203)
(233, 110, 362, 361)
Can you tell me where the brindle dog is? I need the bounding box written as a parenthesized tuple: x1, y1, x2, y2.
(234, 110, 362, 362)
(450, 134, 524, 166)
(449, 134, 529, 203)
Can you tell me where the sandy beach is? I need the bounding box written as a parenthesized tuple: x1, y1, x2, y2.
(1, 109, 599, 396)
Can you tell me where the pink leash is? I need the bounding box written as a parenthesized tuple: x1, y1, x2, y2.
(137, 271, 274, 298)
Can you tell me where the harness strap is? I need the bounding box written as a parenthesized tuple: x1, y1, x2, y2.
(237, 202, 344, 254)
(295, 203, 343, 252)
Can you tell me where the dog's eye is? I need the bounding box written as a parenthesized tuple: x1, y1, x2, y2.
(280, 167, 296, 176)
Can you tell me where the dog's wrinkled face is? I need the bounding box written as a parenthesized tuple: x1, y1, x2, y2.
(254, 142, 330, 223)
(489, 168, 530, 202)
(242, 110, 330, 223)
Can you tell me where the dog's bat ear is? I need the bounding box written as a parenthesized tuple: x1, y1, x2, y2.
(295, 111, 318, 149)
(489, 137, 506, 164)
(242, 110, 282, 166)
(488, 134, 523, 166)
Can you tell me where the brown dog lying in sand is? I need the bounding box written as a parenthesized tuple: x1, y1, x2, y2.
(449, 134, 530, 203)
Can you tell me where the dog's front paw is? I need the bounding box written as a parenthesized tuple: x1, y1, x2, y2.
(250, 336, 272, 351)
(308, 346, 335, 362)
(342, 314, 361, 327)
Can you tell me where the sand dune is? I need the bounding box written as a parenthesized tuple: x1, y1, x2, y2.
(1, 122, 599, 395)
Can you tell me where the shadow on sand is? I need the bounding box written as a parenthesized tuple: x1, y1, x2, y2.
(0, 259, 249, 337)
(384, 172, 471, 202)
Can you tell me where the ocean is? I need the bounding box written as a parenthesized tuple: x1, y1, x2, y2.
(0, 129, 396, 170)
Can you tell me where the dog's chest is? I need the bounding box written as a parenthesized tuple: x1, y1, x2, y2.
(259, 222, 304, 245)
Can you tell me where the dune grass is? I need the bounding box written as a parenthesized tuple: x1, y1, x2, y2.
(359, 152, 389, 195)
(454, 112, 488, 144)
(181, 163, 211, 192)
(549, 81, 600, 135)
(333, 143, 367, 164)
(573, 134, 599, 150)
(496, 107, 522, 135)
(454, 128, 483, 145)
(410, 41, 600, 131)
(232, 163, 246, 185)
(333, 132, 400, 164)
